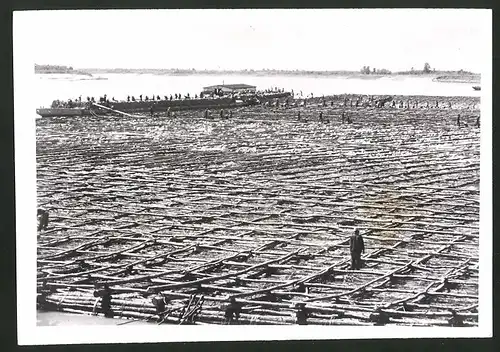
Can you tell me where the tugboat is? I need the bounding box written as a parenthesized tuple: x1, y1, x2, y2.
(472, 86, 481, 91)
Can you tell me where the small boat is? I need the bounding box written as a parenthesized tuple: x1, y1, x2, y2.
(472, 86, 481, 91)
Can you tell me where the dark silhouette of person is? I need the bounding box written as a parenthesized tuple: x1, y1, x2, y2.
(349, 229, 365, 270)
(224, 297, 242, 324)
(295, 303, 308, 325)
(127, 96, 130, 102)
(94, 284, 113, 318)
(139, 94, 143, 101)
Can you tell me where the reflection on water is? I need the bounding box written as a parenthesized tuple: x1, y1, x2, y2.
(35, 73, 480, 108)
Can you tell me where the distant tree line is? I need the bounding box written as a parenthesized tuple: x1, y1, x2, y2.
(35, 64, 92, 76)
(397, 63, 434, 75)
(35, 64, 74, 72)
(359, 63, 474, 76)
(77, 65, 477, 77)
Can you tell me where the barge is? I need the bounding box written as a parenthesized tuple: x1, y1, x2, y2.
(36, 91, 292, 118)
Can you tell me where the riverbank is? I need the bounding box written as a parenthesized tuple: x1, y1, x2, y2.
(433, 74, 481, 84)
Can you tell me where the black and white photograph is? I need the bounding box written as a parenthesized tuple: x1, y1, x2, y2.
(14, 8, 492, 345)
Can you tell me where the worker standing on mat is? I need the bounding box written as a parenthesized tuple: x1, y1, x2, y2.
(350, 229, 365, 270)
(37, 209, 49, 231)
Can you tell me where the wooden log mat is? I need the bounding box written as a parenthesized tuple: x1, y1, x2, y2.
(36, 94, 480, 326)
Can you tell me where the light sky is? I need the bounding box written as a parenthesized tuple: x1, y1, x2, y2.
(16, 9, 489, 72)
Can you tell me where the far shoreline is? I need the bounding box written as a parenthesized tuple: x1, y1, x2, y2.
(35, 69, 481, 84)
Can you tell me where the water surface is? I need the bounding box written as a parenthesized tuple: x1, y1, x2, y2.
(35, 73, 480, 108)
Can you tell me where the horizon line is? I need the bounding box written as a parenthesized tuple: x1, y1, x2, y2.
(34, 65, 481, 75)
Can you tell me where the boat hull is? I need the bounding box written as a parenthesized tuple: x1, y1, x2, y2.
(36, 108, 90, 117)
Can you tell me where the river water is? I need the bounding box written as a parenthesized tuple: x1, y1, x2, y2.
(35, 73, 480, 108)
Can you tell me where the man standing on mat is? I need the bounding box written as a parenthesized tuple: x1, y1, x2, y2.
(350, 228, 365, 270)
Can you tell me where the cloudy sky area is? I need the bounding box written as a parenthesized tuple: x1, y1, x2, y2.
(17, 9, 489, 72)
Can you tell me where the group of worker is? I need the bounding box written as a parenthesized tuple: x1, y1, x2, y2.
(126, 93, 203, 103)
(51, 88, 292, 110)
(99, 89, 288, 105)
(297, 109, 483, 127)
(297, 110, 352, 123)
(339, 96, 467, 110)
(57, 93, 208, 107)
(201, 109, 234, 119)
(149, 107, 237, 119)
(263, 87, 286, 94)
(51, 97, 86, 109)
